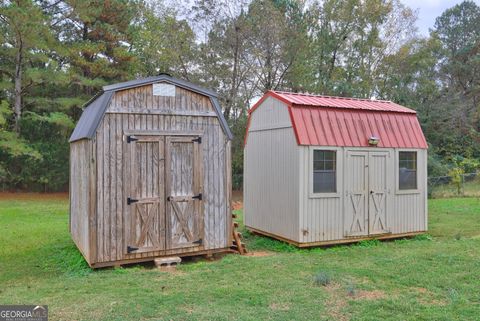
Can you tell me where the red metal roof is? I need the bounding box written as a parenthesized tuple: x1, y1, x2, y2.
(246, 91, 428, 149)
(249, 90, 417, 114)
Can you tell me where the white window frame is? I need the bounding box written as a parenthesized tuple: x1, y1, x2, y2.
(309, 146, 342, 198)
(396, 149, 420, 194)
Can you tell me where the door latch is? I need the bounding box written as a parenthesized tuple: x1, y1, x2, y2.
(127, 197, 139, 205)
(192, 193, 202, 200)
(127, 245, 139, 253)
(127, 135, 138, 143)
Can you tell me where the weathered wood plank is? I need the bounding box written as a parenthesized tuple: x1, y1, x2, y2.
(116, 113, 123, 260)
(90, 84, 231, 264)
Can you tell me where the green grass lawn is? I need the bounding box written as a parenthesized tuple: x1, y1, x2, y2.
(0, 196, 479, 321)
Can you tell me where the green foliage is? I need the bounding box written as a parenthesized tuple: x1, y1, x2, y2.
(449, 167, 465, 195)
(0, 0, 479, 191)
(357, 239, 381, 248)
(313, 271, 332, 286)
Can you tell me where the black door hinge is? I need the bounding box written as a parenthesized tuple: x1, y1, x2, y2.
(192, 193, 202, 201)
(127, 245, 139, 253)
(127, 197, 138, 205)
(127, 135, 138, 143)
(192, 239, 203, 245)
(192, 137, 202, 144)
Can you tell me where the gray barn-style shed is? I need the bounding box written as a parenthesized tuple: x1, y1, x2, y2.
(244, 91, 428, 247)
(69, 75, 233, 268)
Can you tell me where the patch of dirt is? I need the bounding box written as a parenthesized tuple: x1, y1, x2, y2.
(0, 192, 68, 200)
(232, 201, 243, 211)
(411, 287, 447, 306)
(245, 251, 273, 257)
(232, 190, 243, 202)
(324, 283, 349, 321)
(269, 302, 290, 311)
(354, 290, 386, 300)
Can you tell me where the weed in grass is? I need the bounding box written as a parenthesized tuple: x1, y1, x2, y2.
(246, 235, 299, 253)
(357, 239, 381, 247)
(447, 288, 459, 302)
(414, 233, 433, 241)
(314, 271, 331, 287)
(346, 283, 357, 297)
(454, 233, 462, 240)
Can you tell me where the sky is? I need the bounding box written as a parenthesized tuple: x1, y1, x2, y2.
(402, 0, 480, 35)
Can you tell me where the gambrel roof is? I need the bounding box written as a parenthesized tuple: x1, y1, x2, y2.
(246, 91, 427, 149)
(70, 75, 232, 142)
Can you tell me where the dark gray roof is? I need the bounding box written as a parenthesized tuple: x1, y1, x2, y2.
(69, 75, 232, 142)
(69, 91, 114, 142)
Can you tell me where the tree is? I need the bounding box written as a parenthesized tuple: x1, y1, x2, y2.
(131, 1, 197, 78)
(0, 0, 55, 132)
(54, 0, 139, 98)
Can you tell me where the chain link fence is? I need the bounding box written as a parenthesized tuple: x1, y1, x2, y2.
(233, 173, 480, 198)
(428, 172, 480, 198)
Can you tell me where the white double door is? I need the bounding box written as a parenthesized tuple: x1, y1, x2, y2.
(344, 150, 392, 237)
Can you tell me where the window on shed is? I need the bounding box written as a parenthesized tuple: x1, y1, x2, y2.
(399, 151, 417, 190)
(313, 150, 336, 193)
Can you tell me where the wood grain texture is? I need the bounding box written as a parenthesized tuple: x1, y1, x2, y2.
(86, 86, 231, 265)
(70, 139, 93, 264)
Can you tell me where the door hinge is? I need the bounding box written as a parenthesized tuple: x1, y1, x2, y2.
(192, 239, 203, 245)
(192, 137, 202, 144)
(127, 135, 138, 143)
(127, 245, 139, 253)
(192, 193, 202, 200)
(127, 197, 138, 205)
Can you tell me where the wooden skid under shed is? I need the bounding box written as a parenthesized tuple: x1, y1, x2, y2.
(247, 226, 426, 248)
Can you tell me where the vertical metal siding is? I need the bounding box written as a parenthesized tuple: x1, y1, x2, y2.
(298, 146, 344, 243)
(245, 95, 428, 246)
(299, 147, 427, 243)
(244, 97, 300, 241)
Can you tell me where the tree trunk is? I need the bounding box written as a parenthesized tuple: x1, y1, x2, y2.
(14, 36, 23, 133)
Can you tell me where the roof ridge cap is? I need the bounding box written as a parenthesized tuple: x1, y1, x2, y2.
(272, 90, 393, 104)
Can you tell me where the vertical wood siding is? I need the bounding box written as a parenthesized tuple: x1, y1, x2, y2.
(244, 98, 299, 241)
(70, 139, 95, 263)
(94, 84, 230, 263)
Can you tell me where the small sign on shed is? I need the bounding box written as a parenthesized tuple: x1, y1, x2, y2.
(153, 83, 176, 96)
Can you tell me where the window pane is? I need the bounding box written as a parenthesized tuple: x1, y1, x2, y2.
(399, 152, 417, 190)
(314, 171, 336, 193)
(313, 150, 336, 193)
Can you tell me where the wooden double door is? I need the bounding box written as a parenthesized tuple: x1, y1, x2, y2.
(124, 134, 204, 254)
(344, 150, 392, 237)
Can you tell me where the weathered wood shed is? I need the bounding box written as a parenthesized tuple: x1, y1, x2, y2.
(244, 91, 428, 247)
(69, 75, 233, 268)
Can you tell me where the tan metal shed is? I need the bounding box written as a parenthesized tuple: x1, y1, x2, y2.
(69, 75, 233, 267)
(244, 91, 428, 246)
